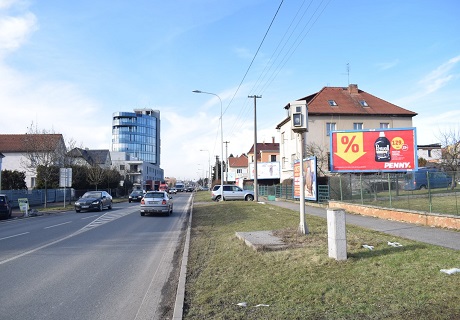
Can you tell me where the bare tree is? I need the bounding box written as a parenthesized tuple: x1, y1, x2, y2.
(304, 142, 329, 176)
(21, 123, 67, 207)
(437, 127, 460, 189)
(87, 165, 106, 190)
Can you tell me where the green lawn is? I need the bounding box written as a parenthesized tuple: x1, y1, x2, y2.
(185, 192, 460, 319)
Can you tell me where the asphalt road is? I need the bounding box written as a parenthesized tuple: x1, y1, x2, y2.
(0, 193, 192, 320)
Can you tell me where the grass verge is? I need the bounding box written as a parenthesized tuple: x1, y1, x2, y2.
(184, 195, 460, 319)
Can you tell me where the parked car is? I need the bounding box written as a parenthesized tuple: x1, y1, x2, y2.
(129, 190, 145, 203)
(211, 185, 254, 201)
(186, 186, 194, 192)
(75, 191, 113, 212)
(0, 194, 12, 219)
(169, 188, 177, 194)
(403, 168, 453, 190)
(140, 191, 173, 216)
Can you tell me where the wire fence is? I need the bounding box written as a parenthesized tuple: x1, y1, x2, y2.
(258, 170, 460, 216)
(328, 171, 460, 216)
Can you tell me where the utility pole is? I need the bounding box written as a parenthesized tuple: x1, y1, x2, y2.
(223, 141, 230, 183)
(248, 95, 262, 202)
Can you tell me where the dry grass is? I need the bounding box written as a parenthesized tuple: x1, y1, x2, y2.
(184, 195, 460, 319)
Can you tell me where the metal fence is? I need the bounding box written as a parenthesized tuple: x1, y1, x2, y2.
(0, 188, 117, 209)
(328, 171, 460, 216)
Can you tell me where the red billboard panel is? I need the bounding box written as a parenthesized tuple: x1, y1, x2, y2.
(330, 128, 417, 172)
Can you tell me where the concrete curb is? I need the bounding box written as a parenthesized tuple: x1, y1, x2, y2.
(172, 195, 194, 319)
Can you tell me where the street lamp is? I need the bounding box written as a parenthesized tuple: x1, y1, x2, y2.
(200, 149, 210, 188)
(193, 90, 224, 200)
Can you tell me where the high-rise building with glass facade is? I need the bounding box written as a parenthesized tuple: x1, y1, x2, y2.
(111, 109, 163, 190)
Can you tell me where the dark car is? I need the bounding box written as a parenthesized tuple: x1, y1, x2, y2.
(75, 191, 112, 212)
(129, 190, 144, 203)
(0, 194, 12, 219)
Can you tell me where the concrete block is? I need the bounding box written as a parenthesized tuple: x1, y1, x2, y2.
(327, 208, 347, 260)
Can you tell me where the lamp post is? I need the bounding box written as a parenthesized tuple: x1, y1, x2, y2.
(193, 90, 224, 200)
(200, 149, 211, 188)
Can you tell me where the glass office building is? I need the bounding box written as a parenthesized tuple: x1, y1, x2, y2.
(112, 109, 160, 165)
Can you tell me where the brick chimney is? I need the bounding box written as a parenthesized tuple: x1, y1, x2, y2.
(348, 84, 358, 94)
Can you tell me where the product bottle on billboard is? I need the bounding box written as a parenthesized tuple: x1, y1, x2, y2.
(374, 131, 391, 162)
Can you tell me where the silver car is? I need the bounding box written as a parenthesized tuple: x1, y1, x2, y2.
(211, 185, 254, 201)
(140, 191, 173, 216)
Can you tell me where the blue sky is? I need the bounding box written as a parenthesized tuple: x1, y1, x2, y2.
(1, 0, 459, 180)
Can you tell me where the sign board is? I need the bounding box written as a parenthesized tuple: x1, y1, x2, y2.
(293, 157, 317, 201)
(226, 171, 236, 182)
(59, 168, 72, 187)
(248, 162, 280, 179)
(330, 128, 417, 173)
(18, 198, 29, 212)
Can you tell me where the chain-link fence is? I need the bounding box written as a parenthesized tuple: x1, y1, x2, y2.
(329, 171, 460, 216)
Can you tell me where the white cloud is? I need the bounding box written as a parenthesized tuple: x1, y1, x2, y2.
(419, 55, 460, 94)
(376, 59, 399, 71)
(0, 9, 37, 55)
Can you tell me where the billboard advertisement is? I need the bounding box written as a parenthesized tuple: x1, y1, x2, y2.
(293, 156, 317, 201)
(330, 128, 417, 173)
(248, 162, 280, 179)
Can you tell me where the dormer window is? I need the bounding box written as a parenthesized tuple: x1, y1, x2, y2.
(359, 100, 369, 107)
(328, 100, 338, 106)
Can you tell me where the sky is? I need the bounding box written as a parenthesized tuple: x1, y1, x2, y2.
(1, 0, 459, 181)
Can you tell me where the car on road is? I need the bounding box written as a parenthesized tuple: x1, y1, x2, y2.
(186, 186, 194, 192)
(0, 194, 12, 219)
(211, 185, 254, 201)
(140, 191, 173, 216)
(129, 190, 145, 203)
(169, 188, 177, 194)
(75, 191, 113, 212)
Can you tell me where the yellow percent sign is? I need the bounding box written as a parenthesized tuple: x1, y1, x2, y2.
(335, 132, 366, 164)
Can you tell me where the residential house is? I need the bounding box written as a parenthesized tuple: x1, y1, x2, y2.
(227, 154, 249, 188)
(0, 134, 66, 189)
(417, 143, 442, 164)
(68, 148, 112, 168)
(276, 84, 417, 182)
(246, 138, 280, 185)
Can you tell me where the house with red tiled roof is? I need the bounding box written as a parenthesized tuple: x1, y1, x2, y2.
(0, 134, 66, 189)
(246, 138, 281, 185)
(227, 154, 248, 187)
(276, 84, 417, 182)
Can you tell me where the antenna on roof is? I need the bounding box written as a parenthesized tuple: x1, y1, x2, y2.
(346, 63, 350, 86)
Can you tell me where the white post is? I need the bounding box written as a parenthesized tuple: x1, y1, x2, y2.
(298, 133, 308, 234)
(327, 208, 347, 260)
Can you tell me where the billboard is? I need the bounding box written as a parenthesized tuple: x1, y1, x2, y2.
(330, 128, 417, 173)
(248, 162, 280, 179)
(293, 156, 317, 201)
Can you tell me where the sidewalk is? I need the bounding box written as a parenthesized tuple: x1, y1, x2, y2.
(268, 199, 460, 251)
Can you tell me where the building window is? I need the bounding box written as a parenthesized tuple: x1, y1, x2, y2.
(328, 100, 338, 106)
(353, 123, 363, 130)
(120, 165, 125, 171)
(380, 123, 390, 129)
(237, 168, 242, 174)
(428, 150, 432, 157)
(326, 122, 336, 136)
(270, 155, 276, 162)
(359, 100, 369, 107)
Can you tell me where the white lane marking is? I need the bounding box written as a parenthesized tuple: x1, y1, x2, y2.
(0, 209, 136, 265)
(0, 232, 30, 241)
(44, 221, 73, 229)
(81, 214, 99, 220)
